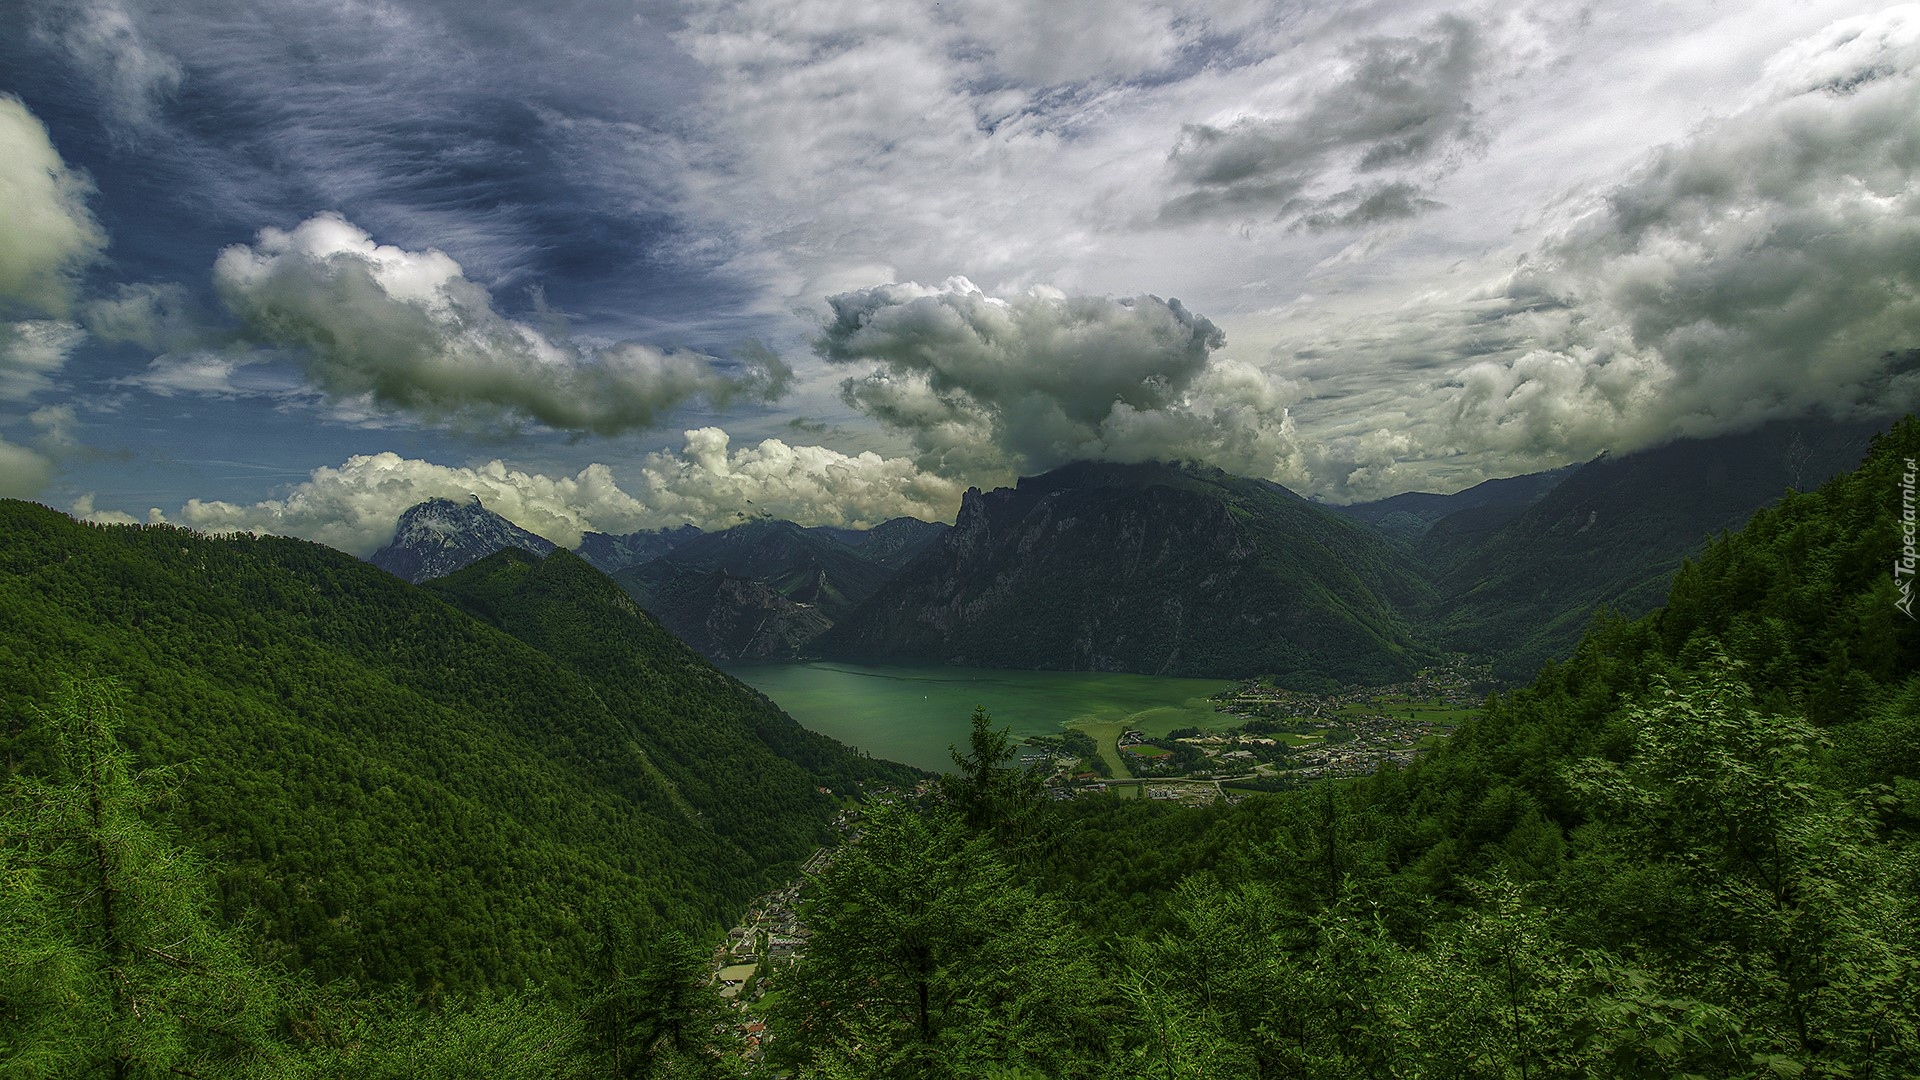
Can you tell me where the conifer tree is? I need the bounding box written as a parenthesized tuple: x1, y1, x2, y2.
(0, 679, 287, 1078)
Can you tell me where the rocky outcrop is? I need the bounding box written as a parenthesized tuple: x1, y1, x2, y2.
(369, 498, 557, 583)
(614, 562, 834, 660)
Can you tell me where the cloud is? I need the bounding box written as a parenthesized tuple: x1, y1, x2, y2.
(33, 0, 184, 129)
(0, 320, 86, 402)
(210, 213, 792, 435)
(26, 403, 82, 452)
(120, 352, 260, 398)
(168, 429, 963, 557)
(1435, 4, 1920, 456)
(1160, 15, 1486, 229)
(80, 282, 206, 352)
(943, 0, 1205, 86)
(817, 277, 1307, 479)
(0, 438, 56, 498)
(0, 95, 108, 316)
(628, 427, 965, 531)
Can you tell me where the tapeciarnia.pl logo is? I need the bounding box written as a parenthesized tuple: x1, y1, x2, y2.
(1899, 457, 1917, 619)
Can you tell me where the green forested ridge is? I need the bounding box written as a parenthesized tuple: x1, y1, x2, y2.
(775, 417, 1920, 1076)
(1416, 417, 1884, 679)
(823, 460, 1437, 685)
(0, 502, 910, 997)
(426, 547, 917, 843)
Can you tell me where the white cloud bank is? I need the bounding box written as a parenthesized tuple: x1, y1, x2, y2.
(163, 428, 964, 557)
(0, 94, 105, 498)
(213, 214, 793, 435)
(0, 94, 106, 317)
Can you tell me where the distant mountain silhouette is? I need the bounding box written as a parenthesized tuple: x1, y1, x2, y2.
(820, 460, 1435, 686)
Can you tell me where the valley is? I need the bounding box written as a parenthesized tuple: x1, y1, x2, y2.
(2, 416, 1915, 1076)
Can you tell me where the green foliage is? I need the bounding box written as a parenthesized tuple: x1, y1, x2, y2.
(0, 503, 911, 995)
(581, 924, 731, 1079)
(939, 708, 1044, 841)
(771, 801, 1104, 1079)
(294, 987, 589, 1079)
(0, 679, 290, 1078)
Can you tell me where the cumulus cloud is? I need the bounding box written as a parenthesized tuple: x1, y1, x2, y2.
(817, 277, 1307, 479)
(0, 95, 108, 316)
(168, 429, 963, 557)
(1160, 15, 1486, 229)
(0, 438, 56, 498)
(1434, 4, 1920, 457)
(212, 213, 792, 434)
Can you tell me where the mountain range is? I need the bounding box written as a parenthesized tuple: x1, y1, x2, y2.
(361, 416, 1886, 684)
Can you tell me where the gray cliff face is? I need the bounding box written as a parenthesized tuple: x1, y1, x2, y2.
(613, 562, 834, 660)
(368, 498, 558, 583)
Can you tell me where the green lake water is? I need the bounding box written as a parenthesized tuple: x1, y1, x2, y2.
(722, 661, 1239, 773)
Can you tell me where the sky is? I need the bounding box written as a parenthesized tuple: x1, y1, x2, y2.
(3, 0, 1919, 555)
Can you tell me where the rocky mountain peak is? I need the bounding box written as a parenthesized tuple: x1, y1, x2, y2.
(368, 497, 558, 583)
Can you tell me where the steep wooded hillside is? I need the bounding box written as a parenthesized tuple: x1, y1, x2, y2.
(0, 503, 912, 995)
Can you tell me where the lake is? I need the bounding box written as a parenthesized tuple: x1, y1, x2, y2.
(723, 661, 1239, 773)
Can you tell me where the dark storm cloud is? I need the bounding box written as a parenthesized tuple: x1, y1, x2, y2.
(1160, 14, 1485, 229)
(816, 278, 1306, 477)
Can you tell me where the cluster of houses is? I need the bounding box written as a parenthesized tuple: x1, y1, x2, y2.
(710, 867, 816, 1063)
(1284, 717, 1433, 780)
(1212, 659, 1490, 722)
(706, 788, 912, 1064)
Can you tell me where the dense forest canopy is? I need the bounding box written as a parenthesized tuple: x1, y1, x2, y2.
(0, 506, 915, 998)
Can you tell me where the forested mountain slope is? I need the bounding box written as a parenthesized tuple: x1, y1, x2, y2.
(428, 547, 905, 811)
(822, 460, 1435, 685)
(0, 502, 911, 995)
(1419, 417, 1884, 678)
